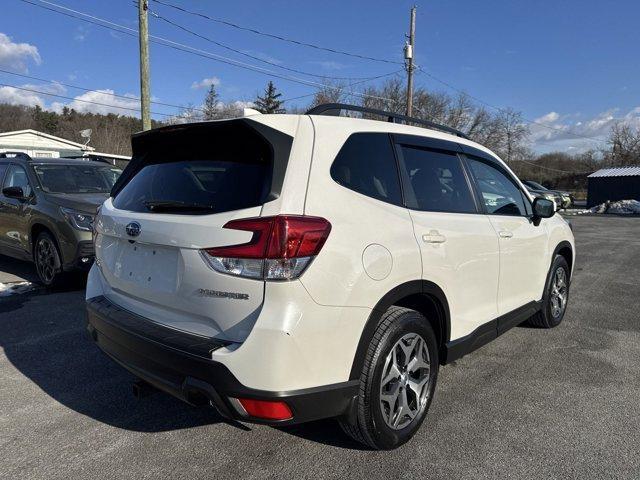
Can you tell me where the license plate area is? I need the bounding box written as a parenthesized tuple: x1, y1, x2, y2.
(110, 240, 179, 293)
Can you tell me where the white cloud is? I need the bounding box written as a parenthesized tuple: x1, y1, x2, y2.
(0, 78, 146, 117)
(309, 60, 347, 71)
(536, 111, 560, 123)
(529, 107, 640, 153)
(0, 85, 45, 108)
(50, 89, 140, 115)
(191, 76, 221, 89)
(0, 33, 41, 72)
(0, 82, 65, 108)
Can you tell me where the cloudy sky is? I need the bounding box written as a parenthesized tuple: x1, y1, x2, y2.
(2, 0, 639, 153)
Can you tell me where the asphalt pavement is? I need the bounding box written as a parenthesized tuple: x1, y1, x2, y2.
(1, 215, 639, 479)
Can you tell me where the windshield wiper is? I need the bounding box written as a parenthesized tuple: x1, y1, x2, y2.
(144, 200, 215, 212)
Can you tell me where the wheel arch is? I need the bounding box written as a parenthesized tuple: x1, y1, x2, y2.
(552, 240, 573, 277)
(349, 280, 451, 379)
(30, 222, 61, 260)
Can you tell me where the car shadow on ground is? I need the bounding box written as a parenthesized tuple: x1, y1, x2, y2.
(0, 256, 364, 444)
(0, 287, 361, 447)
(1, 281, 234, 435)
(0, 254, 40, 283)
(277, 420, 368, 450)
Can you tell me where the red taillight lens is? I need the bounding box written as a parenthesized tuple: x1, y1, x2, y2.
(205, 215, 331, 259)
(205, 217, 275, 259)
(201, 215, 331, 281)
(237, 398, 293, 421)
(266, 215, 332, 258)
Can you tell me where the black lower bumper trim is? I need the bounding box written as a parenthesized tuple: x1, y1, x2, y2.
(86, 296, 358, 425)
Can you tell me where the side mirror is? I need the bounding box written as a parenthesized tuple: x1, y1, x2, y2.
(532, 197, 555, 219)
(2, 186, 26, 199)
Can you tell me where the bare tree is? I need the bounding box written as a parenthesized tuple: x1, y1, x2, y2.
(494, 108, 530, 164)
(606, 122, 640, 166)
(310, 80, 347, 108)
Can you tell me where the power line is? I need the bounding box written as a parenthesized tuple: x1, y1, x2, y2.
(18, 0, 607, 147)
(0, 82, 174, 116)
(280, 70, 404, 104)
(146, 6, 387, 81)
(150, 0, 403, 66)
(19, 0, 398, 105)
(0, 68, 205, 113)
(414, 65, 604, 144)
(513, 158, 593, 174)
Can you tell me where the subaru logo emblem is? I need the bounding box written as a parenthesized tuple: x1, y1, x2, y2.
(125, 221, 141, 237)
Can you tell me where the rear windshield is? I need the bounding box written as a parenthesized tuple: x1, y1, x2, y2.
(113, 121, 277, 215)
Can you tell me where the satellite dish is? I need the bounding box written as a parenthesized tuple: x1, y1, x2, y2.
(79, 129, 92, 147)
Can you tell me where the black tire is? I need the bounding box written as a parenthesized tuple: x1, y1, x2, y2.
(34, 231, 64, 287)
(528, 255, 570, 328)
(339, 306, 439, 450)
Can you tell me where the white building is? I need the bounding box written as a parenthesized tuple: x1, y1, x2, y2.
(0, 129, 94, 158)
(0, 129, 130, 167)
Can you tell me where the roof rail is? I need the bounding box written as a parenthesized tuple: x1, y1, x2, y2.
(305, 103, 469, 139)
(0, 151, 32, 161)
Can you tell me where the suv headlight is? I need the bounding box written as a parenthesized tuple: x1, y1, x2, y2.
(60, 207, 95, 232)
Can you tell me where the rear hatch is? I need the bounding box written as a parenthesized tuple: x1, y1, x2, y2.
(94, 119, 293, 342)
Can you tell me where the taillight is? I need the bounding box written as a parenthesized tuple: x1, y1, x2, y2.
(200, 215, 331, 281)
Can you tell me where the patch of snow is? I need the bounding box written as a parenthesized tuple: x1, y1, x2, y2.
(587, 199, 640, 215)
(0, 281, 37, 297)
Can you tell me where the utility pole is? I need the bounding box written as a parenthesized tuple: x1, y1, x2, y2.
(404, 5, 416, 117)
(138, 0, 151, 130)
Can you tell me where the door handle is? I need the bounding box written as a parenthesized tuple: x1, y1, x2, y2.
(498, 230, 513, 238)
(422, 230, 446, 244)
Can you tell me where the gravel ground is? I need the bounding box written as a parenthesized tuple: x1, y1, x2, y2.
(1, 215, 639, 479)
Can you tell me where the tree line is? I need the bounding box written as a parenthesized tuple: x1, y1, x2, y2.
(1, 79, 638, 195)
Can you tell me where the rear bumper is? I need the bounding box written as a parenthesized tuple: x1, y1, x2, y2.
(86, 295, 358, 425)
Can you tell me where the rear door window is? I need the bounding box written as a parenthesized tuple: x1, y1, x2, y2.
(113, 121, 279, 215)
(330, 133, 402, 205)
(396, 146, 477, 213)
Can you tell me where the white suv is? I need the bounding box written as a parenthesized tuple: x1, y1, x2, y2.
(86, 104, 574, 449)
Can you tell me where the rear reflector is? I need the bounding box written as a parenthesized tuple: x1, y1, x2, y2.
(236, 398, 293, 421)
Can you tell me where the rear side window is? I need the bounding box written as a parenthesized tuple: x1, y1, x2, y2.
(113, 122, 278, 215)
(330, 133, 402, 205)
(397, 146, 476, 213)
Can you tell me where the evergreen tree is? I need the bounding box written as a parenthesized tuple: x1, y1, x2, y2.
(254, 81, 285, 114)
(202, 84, 220, 120)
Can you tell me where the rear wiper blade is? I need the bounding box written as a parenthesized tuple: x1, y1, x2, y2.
(144, 200, 215, 212)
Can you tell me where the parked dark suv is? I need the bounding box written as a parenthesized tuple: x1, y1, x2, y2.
(0, 152, 121, 285)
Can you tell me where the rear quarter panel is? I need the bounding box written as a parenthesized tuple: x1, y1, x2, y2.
(300, 117, 422, 308)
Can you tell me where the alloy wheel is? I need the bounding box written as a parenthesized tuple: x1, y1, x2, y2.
(379, 333, 431, 430)
(36, 237, 57, 285)
(550, 266, 568, 318)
